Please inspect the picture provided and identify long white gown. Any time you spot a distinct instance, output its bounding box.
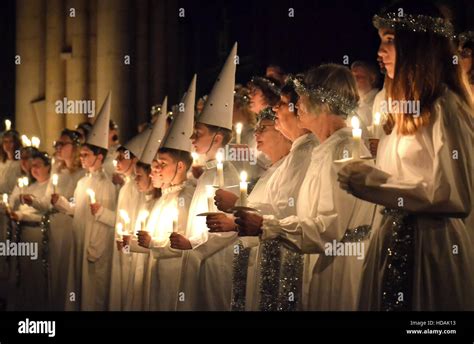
[148,181,195,311]
[55,169,117,311]
[30,166,86,310]
[356,87,474,311]
[0,159,22,298]
[261,127,375,311]
[8,179,49,311]
[181,160,240,311]
[246,133,318,311]
[98,174,143,311]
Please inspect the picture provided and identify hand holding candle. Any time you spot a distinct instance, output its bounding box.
[239,171,248,207]
[351,116,362,160]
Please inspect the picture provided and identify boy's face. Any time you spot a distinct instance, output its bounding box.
[80,146,99,169]
[150,160,164,188]
[155,152,178,184]
[134,165,151,192]
[190,123,215,155]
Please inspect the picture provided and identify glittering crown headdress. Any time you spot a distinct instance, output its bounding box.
[372,12,455,39]
[250,76,281,97]
[150,104,162,116]
[257,107,277,122]
[289,75,358,118]
[459,31,474,46]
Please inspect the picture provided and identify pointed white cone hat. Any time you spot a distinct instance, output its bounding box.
[122,127,152,159]
[160,75,196,153]
[140,96,168,165]
[87,91,111,149]
[197,42,237,130]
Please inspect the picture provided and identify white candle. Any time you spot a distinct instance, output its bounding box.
[235,122,243,144]
[351,116,362,159]
[191,152,199,167]
[31,136,40,148]
[206,185,215,212]
[52,174,59,194]
[116,222,124,237]
[239,171,248,207]
[373,112,382,139]
[138,209,150,232]
[113,159,118,169]
[86,188,96,204]
[2,193,9,211]
[5,119,11,131]
[216,151,225,188]
[171,207,179,233]
[119,209,131,234]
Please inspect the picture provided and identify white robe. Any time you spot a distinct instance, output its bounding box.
[8,179,49,310]
[148,181,195,311]
[356,87,474,311]
[125,194,156,311]
[55,169,117,310]
[98,174,143,311]
[182,160,240,311]
[262,128,374,311]
[246,133,318,311]
[357,88,379,129]
[30,167,86,310]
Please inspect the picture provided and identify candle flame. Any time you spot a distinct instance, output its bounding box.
[21,135,31,147]
[373,112,381,126]
[240,170,248,183]
[22,177,29,187]
[216,151,224,163]
[52,174,59,186]
[5,119,11,131]
[31,136,40,148]
[235,122,243,134]
[351,116,360,130]
[119,209,131,224]
[2,193,8,204]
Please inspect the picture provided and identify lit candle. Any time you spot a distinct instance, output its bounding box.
[235,122,243,144]
[351,116,362,160]
[21,135,31,147]
[239,171,248,207]
[116,222,124,237]
[206,185,215,212]
[171,207,179,233]
[216,151,225,188]
[138,209,150,232]
[373,112,382,138]
[22,176,29,188]
[113,159,118,169]
[119,209,131,233]
[5,119,11,131]
[2,193,9,211]
[31,136,40,149]
[86,188,96,204]
[52,173,59,194]
[191,152,199,167]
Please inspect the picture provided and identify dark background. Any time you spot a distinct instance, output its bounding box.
[1,0,473,120]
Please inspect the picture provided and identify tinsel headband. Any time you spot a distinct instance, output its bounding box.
[250,76,281,97]
[372,12,455,39]
[257,107,277,122]
[289,76,358,118]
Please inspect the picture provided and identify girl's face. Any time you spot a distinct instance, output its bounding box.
[273,94,298,140]
[378,28,396,79]
[249,87,267,114]
[2,136,15,156]
[134,165,152,192]
[55,135,74,161]
[30,158,50,182]
[254,119,279,155]
[20,152,32,174]
[115,150,135,174]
